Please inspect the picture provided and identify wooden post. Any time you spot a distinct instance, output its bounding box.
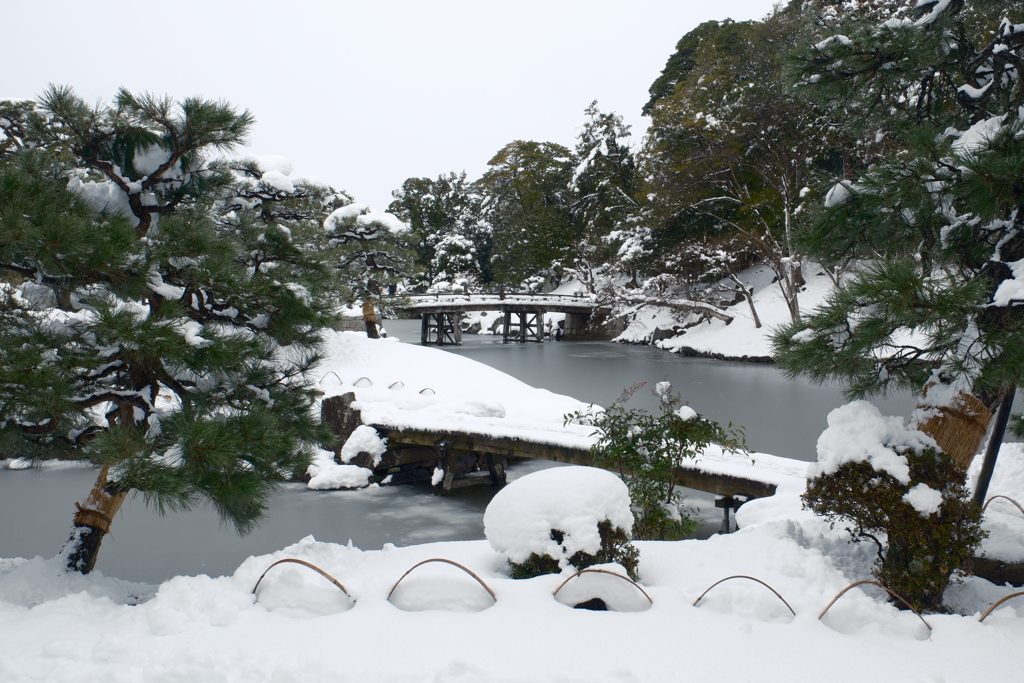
[420,315,429,344]
[502,309,512,344]
[486,453,507,487]
[436,440,457,496]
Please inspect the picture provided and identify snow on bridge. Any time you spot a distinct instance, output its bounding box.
[316,330,807,506]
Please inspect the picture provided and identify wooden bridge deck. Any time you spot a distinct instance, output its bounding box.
[371,424,778,500]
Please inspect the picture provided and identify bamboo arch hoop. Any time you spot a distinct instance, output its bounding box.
[319,371,343,384]
[978,592,1024,623]
[552,568,653,604]
[691,575,795,615]
[982,495,1024,517]
[818,580,931,633]
[387,558,496,602]
[252,559,352,600]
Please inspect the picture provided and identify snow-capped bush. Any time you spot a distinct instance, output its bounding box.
[483,466,638,579]
[803,402,985,612]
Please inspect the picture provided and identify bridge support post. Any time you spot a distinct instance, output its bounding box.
[563,312,590,341]
[502,311,544,343]
[436,440,457,496]
[485,453,507,488]
[421,312,462,346]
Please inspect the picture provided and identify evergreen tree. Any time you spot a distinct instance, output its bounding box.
[322,201,412,301]
[773,0,1024,414]
[388,172,487,289]
[0,87,336,573]
[569,102,641,292]
[641,10,839,322]
[475,141,575,289]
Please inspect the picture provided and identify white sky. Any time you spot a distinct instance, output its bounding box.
[4,0,781,212]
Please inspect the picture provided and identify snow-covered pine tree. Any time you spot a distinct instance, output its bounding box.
[569,102,641,292]
[388,173,487,290]
[773,0,1024,419]
[322,201,412,301]
[0,87,336,573]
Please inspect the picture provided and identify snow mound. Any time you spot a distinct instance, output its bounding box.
[0,556,154,608]
[340,425,387,467]
[254,564,354,618]
[968,442,1024,562]
[388,561,495,613]
[483,466,632,568]
[306,449,373,490]
[812,401,936,484]
[552,563,651,612]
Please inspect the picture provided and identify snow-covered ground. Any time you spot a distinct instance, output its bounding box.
[2,330,1022,682]
[614,264,835,360]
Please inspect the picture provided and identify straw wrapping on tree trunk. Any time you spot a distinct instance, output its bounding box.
[914,390,991,469]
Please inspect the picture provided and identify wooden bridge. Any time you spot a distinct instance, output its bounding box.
[322,394,780,515]
[385,293,613,345]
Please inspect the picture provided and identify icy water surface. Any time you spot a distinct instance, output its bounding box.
[0,460,558,583]
[383,318,917,461]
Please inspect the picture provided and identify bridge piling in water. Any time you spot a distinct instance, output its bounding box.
[502,311,544,343]
[421,312,462,345]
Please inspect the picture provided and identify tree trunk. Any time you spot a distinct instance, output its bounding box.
[63,465,128,574]
[729,275,761,329]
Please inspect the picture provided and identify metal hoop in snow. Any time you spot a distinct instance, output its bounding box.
[818,580,930,633]
[978,591,1024,623]
[319,371,343,384]
[691,575,795,615]
[252,558,352,599]
[387,558,496,602]
[552,568,653,604]
[982,495,1024,517]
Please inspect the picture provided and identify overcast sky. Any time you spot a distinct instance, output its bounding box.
[5,0,781,211]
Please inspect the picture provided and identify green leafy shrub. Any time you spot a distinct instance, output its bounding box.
[568,382,745,540]
[803,445,985,613]
[508,521,640,580]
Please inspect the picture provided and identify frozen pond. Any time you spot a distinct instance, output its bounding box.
[383,318,917,462]
[2,322,920,583]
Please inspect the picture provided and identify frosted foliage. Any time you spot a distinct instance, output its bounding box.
[259,170,294,194]
[339,425,387,467]
[812,401,937,485]
[992,259,1024,307]
[483,466,633,568]
[953,115,1006,155]
[823,182,853,208]
[903,483,943,516]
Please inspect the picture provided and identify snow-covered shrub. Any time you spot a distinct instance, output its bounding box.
[803,402,985,613]
[570,381,744,540]
[483,466,639,580]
